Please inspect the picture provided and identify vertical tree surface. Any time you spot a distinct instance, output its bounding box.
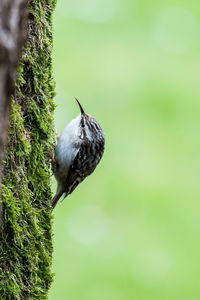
[0,0,56,299]
[0,0,27,173]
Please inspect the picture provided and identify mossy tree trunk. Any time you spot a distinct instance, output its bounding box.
[0,0,56,299]
[0,0,27,180]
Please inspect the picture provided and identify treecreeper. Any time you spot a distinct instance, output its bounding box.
[51,98,105,209]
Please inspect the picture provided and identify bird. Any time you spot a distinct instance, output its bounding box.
[51,98,105,209]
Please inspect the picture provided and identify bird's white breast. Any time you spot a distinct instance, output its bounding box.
[55,114,82,172]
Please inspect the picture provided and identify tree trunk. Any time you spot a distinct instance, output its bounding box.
[0,0,56,299]
[0,0,27,226]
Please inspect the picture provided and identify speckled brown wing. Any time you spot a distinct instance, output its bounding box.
[64,137,104,197]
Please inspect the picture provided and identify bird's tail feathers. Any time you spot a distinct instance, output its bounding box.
[60,192,67,203]
[52,191,64,209]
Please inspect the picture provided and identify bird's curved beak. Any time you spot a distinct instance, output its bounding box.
[75,98,85,115]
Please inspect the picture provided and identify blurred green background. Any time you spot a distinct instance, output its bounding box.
[50,1,200,299]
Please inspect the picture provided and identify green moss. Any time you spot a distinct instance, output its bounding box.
[0,1,56,299]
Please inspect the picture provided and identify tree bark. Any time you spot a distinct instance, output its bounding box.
[0,0,56,299]
[0,0,27,182]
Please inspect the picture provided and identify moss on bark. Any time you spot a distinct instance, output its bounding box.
[0,0,56,299]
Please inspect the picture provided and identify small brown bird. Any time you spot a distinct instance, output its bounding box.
[52,98,105,208]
